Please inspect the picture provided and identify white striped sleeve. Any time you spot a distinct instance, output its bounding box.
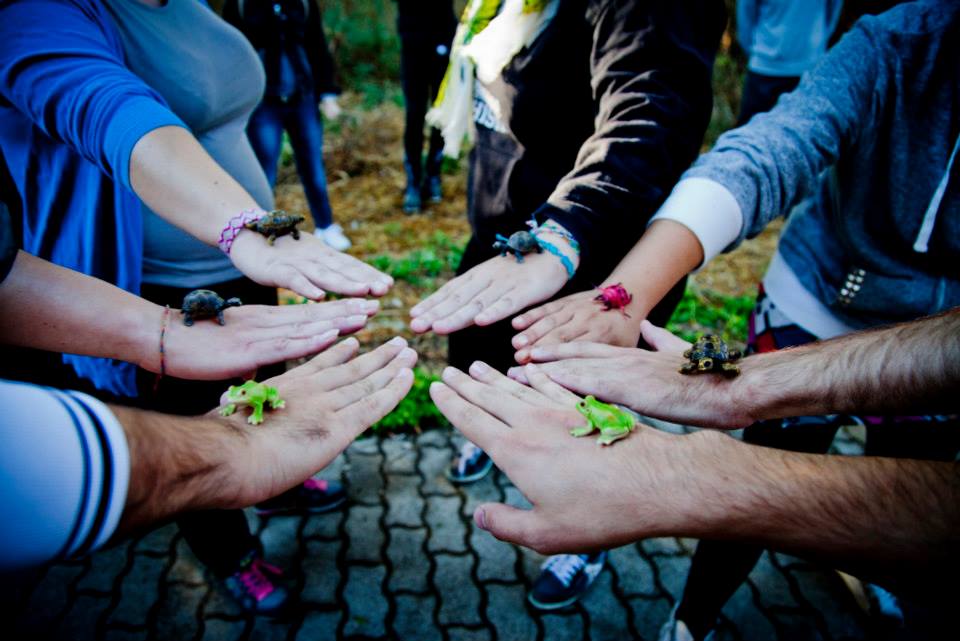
[0,380,129,570]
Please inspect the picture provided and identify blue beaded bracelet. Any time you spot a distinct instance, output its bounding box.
[536,238,576,280]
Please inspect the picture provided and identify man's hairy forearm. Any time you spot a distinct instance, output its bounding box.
[109,406,247,537]
[738,309,960,422]
[681,432,960,594]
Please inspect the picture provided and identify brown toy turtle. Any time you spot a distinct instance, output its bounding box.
[680,334,742,377]
[493,231,543,262]
[181,289,242,326]
[245,210,304,245]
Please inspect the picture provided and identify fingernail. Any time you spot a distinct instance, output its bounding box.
[343,337,359,348]
[530,348,545,360]
[525,363,539,373]
[396,367,413,380]
[399,347,417,361]
[515,335,528,347]
[346,314,367,325]
[388,336,407,347]
[364,299,380,313]
[507,367,520,378]
[442,366,456,382]
[429,381,445,394]
[515,315,526,325]
[469,361,489,376]
[318,328,339,341]
[410,319,426,332]
[475,507,488,531]
[410,305,422,316]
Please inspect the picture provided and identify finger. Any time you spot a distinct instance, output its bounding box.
[467,360,559,409]
[441,366,539,426]
[511,310,572,350]
[506,366,529,385]
[528,323,589,349]
[325,347,418,410]
[640,319,690,353]
[410,275,462,318]
[280,336,360,380]
[302,261,371,298]
[429,381,510,455]
[473,290,525,327]
[335,367,415,436]
[250,328,341,370]
[327,252,393,295]
[285,271,326,301]
[523,363,582,405]
[431,283,507,335]
[511,299,562,331]
[295,298,380,322]
[528,341,630,363]
[475,503,546,551]
[316,336,409,391]
[418,278,494,333]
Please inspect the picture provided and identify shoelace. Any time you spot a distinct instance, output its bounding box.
[457,441,483,476]
[541,554,587,587]
[236,558,282,602]
[303,478,329,492]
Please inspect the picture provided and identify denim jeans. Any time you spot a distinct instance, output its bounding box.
[247,92,334,229]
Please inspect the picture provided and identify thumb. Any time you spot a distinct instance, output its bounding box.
[474,503,543,549]
[640,319,690,354]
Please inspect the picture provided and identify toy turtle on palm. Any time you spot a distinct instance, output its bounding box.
[493,230,543,262]
[181,289,242,326]
[245,210,305,245]
[680,334,742,377]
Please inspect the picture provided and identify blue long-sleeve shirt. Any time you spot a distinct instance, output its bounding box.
[0,0,187,395]
[737,0,843,77]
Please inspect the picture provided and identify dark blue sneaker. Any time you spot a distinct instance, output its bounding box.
[222,552,290,615]
[447,441,494,484]
[255,477,346,516]
[528,552,607,610]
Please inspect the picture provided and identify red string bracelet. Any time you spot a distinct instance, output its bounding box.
[152,305,171,394]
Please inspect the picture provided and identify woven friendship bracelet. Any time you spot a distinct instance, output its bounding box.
[536,220,581,253]
[218,208,263,255]
[537,238,576,280]
[152,305,171,394]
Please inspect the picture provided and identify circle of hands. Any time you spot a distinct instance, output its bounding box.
[207,228,717,551]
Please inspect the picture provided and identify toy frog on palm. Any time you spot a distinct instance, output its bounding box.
[220,380,285,425]
[570,396,638,446]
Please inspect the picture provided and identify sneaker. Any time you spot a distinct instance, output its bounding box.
[422,174,443,204]
[658,604,716,641]
[315,223,351,251]
[222,552,290,615]
[446,441,493,484]
[528,552,607,610]
[255,477,347,516]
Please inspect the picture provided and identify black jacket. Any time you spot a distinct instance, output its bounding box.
[222,0,339,97]
[469,0,725,283]
[395,0,457,40]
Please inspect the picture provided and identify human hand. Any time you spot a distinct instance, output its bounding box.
[511,286,646,363]
[146,297,379,381]
[217,336,418,507]
[230,230,393,300]
[320,95,343,120]
[509,321,750,429]
[430,358,719,552]
[410,233,576,334]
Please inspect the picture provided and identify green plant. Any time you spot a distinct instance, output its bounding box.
[667,286,754,346]
[367,235,465,286]
[370,368,449,433]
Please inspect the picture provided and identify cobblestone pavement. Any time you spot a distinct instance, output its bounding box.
[9,425,871,641]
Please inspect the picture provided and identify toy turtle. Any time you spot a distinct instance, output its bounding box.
[594,283,633,317]
[180,289,242,326]
[245,210,305,245]
[680,334,742,377]
[493,231,542,262]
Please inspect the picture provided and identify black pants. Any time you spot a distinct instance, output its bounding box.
[137,276,285,577]
[737,70,800,127]
[400,33,451,180]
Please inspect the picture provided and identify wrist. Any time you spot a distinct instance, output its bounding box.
[534,230,581,277]
[131,302,167,374]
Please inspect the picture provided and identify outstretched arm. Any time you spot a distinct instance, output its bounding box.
[518,309,960,428]
[430,361,960,597]
[0,250,377,381]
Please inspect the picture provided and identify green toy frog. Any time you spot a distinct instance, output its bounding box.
[570,395,638,446]
[219,380,285,425]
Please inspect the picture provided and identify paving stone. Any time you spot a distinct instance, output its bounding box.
[303,510,345,539]
[782,564,866,640]
[426,495,467,552]
[350,436,381,455]
[76,544,130,593]
[582,570,629,640]
[321,453,347,480]
[485,584,538,641]
[167,538,205,586]
[301,540,342,603]
[651,554,690,599]
[345,447,385,505]
[722,582,777,641]
[200,583,245,619]
[628,596,674,641]
[343,565,388,638]
[103,627,147,641]
[382,434,417,474]
[345,504,385,562]
[387,528,430,592]
[748,552,799,610]
[394,594,441,641]
[385,475,425,527]
[418,445,457,496]
[152,583,206,641]
[417,429,450,448]
[259,514,303,567]
[641,537,685,557]
[518,546,546,584]
[609,545,658,597]
[542,612,586,641]
[200,617,246,641]
[23,562,86,629]
[135,523,177,555]
[250,616,295,641]
[469,526,518,583]
[447,627,492,641]
[47,592,109,640]
[435,554,482,626]
[296,610,340,641]
[502,485,532,510]
[459,474,500,519]
[108,554,166,627]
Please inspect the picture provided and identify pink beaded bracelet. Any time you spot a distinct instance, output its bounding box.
[218,209,263,255]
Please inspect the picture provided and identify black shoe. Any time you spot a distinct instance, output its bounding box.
[446,441,493,484]
[255,477,347,516]
[403,159,422,214]
[528,551,607,610]
[422,174,443,204]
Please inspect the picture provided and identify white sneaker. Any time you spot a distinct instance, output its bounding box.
[315,223,351,251]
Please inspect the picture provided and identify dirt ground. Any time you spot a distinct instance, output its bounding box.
[275,95,781,370]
